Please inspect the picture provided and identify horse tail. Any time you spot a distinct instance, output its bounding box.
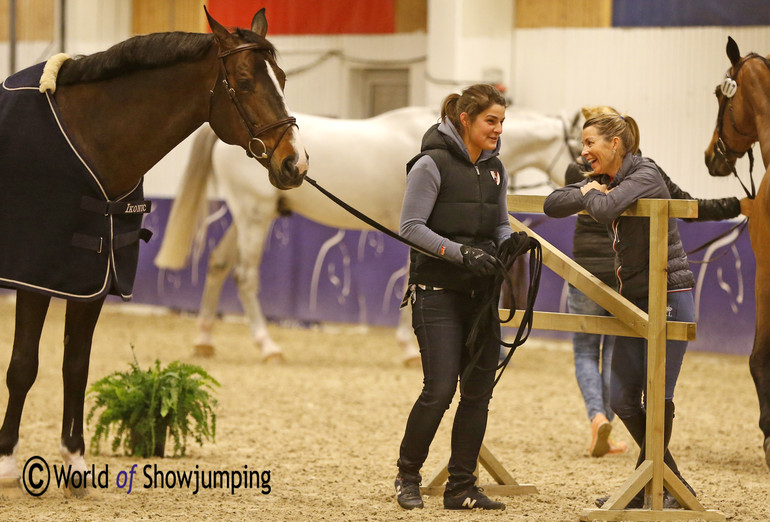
[154,125,219,270]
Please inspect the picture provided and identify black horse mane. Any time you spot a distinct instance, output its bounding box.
[56,28,275,85]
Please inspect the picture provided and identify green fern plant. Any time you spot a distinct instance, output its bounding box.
[86,349,219,457]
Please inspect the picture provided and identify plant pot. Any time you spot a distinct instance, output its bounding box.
[130,419,168,457]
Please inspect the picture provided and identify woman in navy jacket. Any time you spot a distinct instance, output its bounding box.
[544,112,696,508]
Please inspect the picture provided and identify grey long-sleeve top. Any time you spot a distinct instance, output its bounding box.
[399,118,514,265]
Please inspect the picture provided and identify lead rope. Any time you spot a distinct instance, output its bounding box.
[731,147,757,199]
[303,175,543,400]
[459,232,543,401]
[303,175,440,260]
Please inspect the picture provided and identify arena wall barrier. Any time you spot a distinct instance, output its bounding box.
[120,197,755,356]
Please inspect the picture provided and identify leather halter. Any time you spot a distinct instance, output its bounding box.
[714,54,761,158]
[216,43,297,161]
[712,53,770,198]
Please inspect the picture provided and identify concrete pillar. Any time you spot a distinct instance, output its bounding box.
[425,0,514,109]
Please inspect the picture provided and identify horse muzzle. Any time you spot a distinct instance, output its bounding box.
[705,142,735,177]
[266,153,308,190]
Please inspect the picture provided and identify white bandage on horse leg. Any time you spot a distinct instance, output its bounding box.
[60,444,87,474]
[0,445,19,479]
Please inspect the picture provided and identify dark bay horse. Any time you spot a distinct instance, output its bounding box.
[0,8,307,495]
[705,36,770,469]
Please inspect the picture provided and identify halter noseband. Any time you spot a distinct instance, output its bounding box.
[216,43,297,161]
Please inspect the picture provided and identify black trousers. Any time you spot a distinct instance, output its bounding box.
[397,287,499,493]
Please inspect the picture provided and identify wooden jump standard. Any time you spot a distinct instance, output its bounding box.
[422,195,726,521]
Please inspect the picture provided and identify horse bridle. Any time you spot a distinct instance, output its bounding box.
[713,53,770,198]
[216,43,297,161]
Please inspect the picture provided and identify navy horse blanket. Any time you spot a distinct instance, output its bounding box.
[0,61,151,301]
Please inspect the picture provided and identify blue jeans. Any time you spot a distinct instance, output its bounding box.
[567,285,615,422]
[610,290,694,419]
[397,287,499,493]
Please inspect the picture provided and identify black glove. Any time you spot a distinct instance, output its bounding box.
[460,245,497,276]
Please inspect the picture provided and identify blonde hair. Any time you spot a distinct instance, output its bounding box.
[583,112,640,156]
[441,83,507,137]
[581,105,618,121]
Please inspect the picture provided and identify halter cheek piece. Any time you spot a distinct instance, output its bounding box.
[712,54,770,198]
[216,43,297,161]
[714,54,768,159]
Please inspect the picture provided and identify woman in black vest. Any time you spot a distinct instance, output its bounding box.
[393,84,511,511]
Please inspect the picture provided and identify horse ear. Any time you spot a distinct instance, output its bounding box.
[251,8,268,37]
[204,6,236,47]
[727,36,741,67]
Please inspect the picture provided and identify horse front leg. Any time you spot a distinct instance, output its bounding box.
[195,223,238,357]
[233,219,283,363]
[0,290,50,488]
[749,177,770,469]
[60,296,104,497]
[750,287,770,469]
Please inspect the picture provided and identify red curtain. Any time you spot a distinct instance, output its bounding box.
[206,0,395,34]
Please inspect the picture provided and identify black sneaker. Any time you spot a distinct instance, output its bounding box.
[444,486,505,510]
[595,492,643,509]
[662,478,697,509]
[394,474,423,510]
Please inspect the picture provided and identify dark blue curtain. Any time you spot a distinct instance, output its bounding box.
[613,0,770,26]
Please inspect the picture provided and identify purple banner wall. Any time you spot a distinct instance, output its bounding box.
[122,199,756,356]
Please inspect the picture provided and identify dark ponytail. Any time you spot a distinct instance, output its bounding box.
[441,83,507,136]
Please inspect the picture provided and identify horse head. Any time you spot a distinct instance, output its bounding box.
[705,37,765,178]
[206,8,308,190]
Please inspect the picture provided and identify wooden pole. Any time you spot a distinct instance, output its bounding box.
[504,195,724,520]
[423,196,726,519]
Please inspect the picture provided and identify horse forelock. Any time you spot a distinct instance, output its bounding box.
[56,31,216,85]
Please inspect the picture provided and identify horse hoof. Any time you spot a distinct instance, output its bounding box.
[262,352,286,364]
[194,344,215,357]
[0,478,23,499]
[403,356,421,368]
[764,437,770,470]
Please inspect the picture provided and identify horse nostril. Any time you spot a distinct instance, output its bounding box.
[282,156,295,174]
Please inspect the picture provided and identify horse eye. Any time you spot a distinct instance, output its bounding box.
[237,77,256,91]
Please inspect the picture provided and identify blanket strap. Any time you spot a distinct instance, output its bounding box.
[72,229,152,253]
[113,229,153,250]
[72,233,103,253]
[80,196,152,215]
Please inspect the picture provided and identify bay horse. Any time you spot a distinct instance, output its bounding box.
[154,107,574,364]
[704,36,770,468]
[0,8,307,495]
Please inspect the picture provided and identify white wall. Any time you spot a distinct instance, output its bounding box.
[0,0,132,76]
[425,0,514,109]
[269,32,427,118]
[4,2,769,202]
[512,26,770,200]
[63,0,132,56]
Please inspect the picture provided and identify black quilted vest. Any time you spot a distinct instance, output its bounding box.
[407,124,505,291]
